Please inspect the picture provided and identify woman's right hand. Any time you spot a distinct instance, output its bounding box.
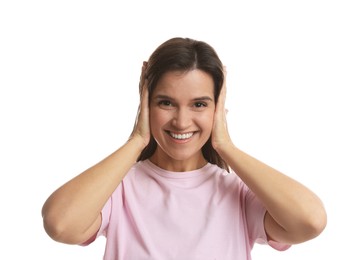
[129,61,151,148]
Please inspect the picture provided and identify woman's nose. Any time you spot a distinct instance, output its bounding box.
[172,108,192,129]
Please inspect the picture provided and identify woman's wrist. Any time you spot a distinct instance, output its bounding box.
[127,134,149,152]
[214,140,235,158]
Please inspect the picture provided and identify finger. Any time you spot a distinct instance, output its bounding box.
[222,65,227,95]
[217,65,227,108]
[139,61,148,95]
[140,78,149,108]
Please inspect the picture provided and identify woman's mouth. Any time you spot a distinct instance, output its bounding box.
[168,131,194,140]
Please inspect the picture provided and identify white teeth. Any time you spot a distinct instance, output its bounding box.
[170,132,193,140]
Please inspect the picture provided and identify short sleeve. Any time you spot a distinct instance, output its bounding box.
[97,196,112,238]
[243,184,291,251]
[80,184,115,246]
[79,196,112,247]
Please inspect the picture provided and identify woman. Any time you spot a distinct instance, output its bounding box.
[42,37,327,259]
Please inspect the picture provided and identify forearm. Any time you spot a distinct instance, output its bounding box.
[216,143,327,243]
[42,137,145,243]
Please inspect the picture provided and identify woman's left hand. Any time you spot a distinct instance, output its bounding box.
[211,66,232,151]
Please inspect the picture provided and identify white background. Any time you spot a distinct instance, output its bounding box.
[1,0,362,259]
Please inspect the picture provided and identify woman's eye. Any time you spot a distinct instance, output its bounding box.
[194,102,207,108]
[158,100,172,106]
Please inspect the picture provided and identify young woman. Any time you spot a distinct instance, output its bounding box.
[42,37,327,259]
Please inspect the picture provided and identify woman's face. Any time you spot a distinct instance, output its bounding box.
[149,69,216,171]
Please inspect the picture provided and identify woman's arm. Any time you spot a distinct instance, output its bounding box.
[42,62,150,245]
[212,67,327,244]
[217,144,327,244]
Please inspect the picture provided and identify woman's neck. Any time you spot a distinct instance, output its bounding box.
[149,150,207,172]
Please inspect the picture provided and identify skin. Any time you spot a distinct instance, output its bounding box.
[42,62,327,246]
[148,69,215,172]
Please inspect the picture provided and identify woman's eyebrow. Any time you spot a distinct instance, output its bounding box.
[153,95,214,102]
[192,96,214,102]
[153,95,174,101]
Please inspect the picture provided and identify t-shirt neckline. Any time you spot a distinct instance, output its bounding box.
[144,159,212,179]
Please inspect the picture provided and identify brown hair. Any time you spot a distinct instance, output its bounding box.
[137,37,229,171]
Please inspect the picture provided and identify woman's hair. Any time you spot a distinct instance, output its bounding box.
[137,37,229,171]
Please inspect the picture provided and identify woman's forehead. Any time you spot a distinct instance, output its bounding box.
[154,69,214,93]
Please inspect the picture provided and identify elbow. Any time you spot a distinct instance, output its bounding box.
[42,207,80,244]
[42,206,98,245]
[283,205,328,244]
[297,206,328,242]
[309,207,328,239]
[42,212,71,244]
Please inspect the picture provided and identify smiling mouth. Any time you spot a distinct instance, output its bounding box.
[168,131,194,140]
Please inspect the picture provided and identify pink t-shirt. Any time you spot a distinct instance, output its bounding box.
[91,160,289,259]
